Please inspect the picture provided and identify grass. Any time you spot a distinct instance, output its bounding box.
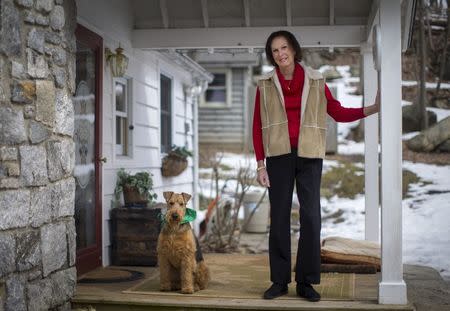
[321,162,427,199]
[219,164,233,171]
[321,163,365,199]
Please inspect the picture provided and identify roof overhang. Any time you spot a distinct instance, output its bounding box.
[129,0,415,54]
[132,25,366,49]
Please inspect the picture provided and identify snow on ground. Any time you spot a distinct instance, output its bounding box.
[402,131,420,140]
[428,107,450,122]
[331,71,450,280]
[402,81,450,89]
[320,194,366,240]
[402,162,450,281]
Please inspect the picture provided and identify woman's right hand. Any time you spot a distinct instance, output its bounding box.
[257,167,271,188]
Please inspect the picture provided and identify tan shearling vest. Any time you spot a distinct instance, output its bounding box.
[257,62,327,159]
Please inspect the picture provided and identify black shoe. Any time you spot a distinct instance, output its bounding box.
[296,283,321,302]
[263,283,288,299]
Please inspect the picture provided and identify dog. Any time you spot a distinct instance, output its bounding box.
[157,191,210,294]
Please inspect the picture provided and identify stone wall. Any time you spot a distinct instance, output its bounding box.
[0,0,77,310]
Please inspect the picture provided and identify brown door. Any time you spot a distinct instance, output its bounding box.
[73,24,103,275]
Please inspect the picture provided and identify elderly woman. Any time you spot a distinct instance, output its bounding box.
[252,30,379,301]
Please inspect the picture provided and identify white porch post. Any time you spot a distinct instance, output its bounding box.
[361,43,379,242]
[193,94,200,213]
[378,0,407,305]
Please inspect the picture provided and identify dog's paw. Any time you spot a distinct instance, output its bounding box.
[181,287,194,294]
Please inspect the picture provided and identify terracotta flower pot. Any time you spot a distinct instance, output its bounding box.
[123,185,148,207]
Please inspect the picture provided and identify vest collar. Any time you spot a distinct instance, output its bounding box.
[260,62,323,124]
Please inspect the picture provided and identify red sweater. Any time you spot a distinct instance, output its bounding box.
[253,64,365,161]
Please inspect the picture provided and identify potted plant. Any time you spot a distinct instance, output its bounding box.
[161,145,193,177]
[114,168,158,207]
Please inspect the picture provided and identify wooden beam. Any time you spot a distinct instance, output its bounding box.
[329,0,335,25]
[132,25,365,49]
[286,0,292,26]
[243,0,251,27]
[160,0,169,29]
[378,0,407,305]
[201,0,209,28]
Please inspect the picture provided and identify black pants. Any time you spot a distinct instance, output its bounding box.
[266,149,323,285]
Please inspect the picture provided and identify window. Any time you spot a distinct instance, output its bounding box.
[160,74,172,154]
[200,69,231,108]
[114,78,132,156]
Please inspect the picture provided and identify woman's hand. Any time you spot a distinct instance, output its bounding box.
[363,89,380,116]
[257,167,271,188]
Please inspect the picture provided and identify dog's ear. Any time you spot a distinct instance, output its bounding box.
[163,191,174,202]
[181,192,191,203]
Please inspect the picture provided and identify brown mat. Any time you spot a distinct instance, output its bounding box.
[321,236,381,270]
[124,254,355,300]
[78,267,144,283]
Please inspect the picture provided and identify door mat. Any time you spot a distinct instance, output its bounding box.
[124,254,355,300]
[78,267,144,283]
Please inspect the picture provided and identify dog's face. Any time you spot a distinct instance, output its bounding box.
[163,191,192,227]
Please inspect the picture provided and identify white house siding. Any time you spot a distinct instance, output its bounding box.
[198,68,247,151]
[76,0,196,266]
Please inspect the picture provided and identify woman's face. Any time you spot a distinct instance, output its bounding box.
[270,36,296,69]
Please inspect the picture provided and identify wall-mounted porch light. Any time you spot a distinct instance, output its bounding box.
[184,80,209,98]
[105,46,129,78]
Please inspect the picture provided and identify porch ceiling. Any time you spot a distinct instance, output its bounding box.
[131,0,374,49]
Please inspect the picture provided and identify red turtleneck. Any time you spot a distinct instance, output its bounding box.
[252,63,365,161]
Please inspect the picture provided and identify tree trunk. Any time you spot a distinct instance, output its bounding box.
[425,7,435,52]
[436,0,450,96]
[418,0,429,130]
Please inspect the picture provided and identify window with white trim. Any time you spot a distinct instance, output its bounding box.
[114,77,132,157]
[200,69,232,108]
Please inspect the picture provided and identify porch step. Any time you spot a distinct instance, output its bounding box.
[72,295,414,311]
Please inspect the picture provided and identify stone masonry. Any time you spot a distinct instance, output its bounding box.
[0,0,77,310]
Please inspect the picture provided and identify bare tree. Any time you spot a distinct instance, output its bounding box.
[418,0,429,129]
[227,165,255,246]
[201,161,256,252]
[436,0,450,96]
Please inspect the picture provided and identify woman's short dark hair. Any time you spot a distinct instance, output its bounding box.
[265,30,303,67]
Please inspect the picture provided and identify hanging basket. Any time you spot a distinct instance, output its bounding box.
[123,185,149,207]
[161,152,188,177]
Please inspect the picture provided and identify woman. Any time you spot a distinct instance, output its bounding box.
[252,30,379,301]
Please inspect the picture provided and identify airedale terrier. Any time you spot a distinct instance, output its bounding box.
[157,191,210,294]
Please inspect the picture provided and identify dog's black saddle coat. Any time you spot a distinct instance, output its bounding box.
[194,235,204,263]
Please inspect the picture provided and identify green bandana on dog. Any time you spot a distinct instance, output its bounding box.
[159,208,197,225]
[181,208,197,224]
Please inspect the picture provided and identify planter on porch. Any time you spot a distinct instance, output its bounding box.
[161,146,192,177]
[110,203,165,266]
[122,185,149,207]
[161,152,188,177]
[114,169,158,208]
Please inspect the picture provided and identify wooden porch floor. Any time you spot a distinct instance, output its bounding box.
[72,254,414,311]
